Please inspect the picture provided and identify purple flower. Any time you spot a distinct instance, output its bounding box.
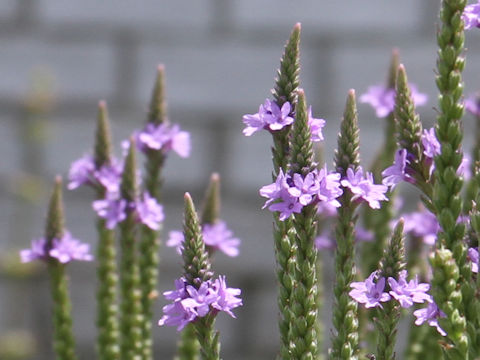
[465,94,480,117]
[94,161,123,196]
[20,232,93,264]
[49,232,94,263]
[401,209,439,245]
[288,172,320,206]
[210,276,243,318]
[388,270,431,308]
[356,225,374,243]
[92,197,128,229]
[382,149,407,189]
[458,154,472,180]
[462,2,480,30]
[242,99,294,136]
[135,192,164,230]
[317,201,338,218]
[268,195,304,221]
[68,155,96,190]
[167,221,241,257]
[159,276,242,331]
[137,123,191,158]
[314,233,336,251]
[20,238,48,263]
[349,271,391,308]
[341,167,388,209]
[468,247,479,273]
[317,166,343,208]
[166,230,185,255]
[158,299,198,331]
[307,106,326,142]
[413,301,447,336]
[202,221,241,257]
[421,128,441,159]
[360,84,427,118]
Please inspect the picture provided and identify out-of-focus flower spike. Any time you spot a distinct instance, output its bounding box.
[120,137,138,203]
[148,64,168,126]
[94,100,113,170]
[201,173,221,225]
[45,176,65,244]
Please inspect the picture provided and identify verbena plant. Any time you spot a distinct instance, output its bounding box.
[18,1,480,359]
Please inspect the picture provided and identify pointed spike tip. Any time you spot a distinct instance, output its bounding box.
[157,64,165,72]
[210,172,220,182]
[184,192,192,201]
[398,63,406,73]
[297,88,305,98]
[98,100,107,109]
[348,89,356,97]
[55,175,62,187]
[294,22,301,31]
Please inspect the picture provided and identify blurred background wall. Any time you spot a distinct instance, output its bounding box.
[1,1,480,359]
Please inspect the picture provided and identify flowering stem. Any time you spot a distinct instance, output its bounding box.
[175,324,200,360]
[94,101,120,360]
[330,90,360,360]
[431,0,470,357]
[119,140,144,360]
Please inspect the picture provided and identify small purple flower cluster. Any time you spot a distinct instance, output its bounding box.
[397,208,440,245]
[134,123,191,158]
[158,276,242,331]
[68,155,122,193]
[242,99,325,141]
[259,167,342,221]
[20,232,93,264]
[167,220,241,257]
[260,165,388,221]
[93,192,164,230]
[360,84,427,118]
[349,270,446,335]
[381,127,441,189]
[463,1,480,30]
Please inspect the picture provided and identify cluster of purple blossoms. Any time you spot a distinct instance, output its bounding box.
[398,208,440,245]
[20,232,93,264]
[359,84,428,118]
[381,127,441,189]
[465,94,480,117]
[463,1,480,30]
[350,269,446,335]
[242,99,326,141]
[68,155,122,194]
[93,192,164,230]
[158,276,242,331]
[259,166,343,221]
[468,247,479,274]
[340,167,388,209]
[166,220,240,257]
[135,123,191,158]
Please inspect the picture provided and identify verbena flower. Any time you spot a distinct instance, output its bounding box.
[307,106,326,142]
[242,99,294,136]
[166,221,240,257]
[349,271,391,308]
[92,197,128,229]
[159,276,242,331]
[135,192,165,230]
[340,167,388,209]
[360,84,427,118]
[458,154,472,180]
[465,94,480,116]
[462,1,480,30]
[68,155,122,195]
[388,270,431,308]
[136,123,191,158]
[314,233,335,251]
[259,167,343,221]
[400,208,439,245]
[421,127,441,159]
[382,149,408,189]
[468,247,479,273]
[413,301,447,336]
[20,232,93,264]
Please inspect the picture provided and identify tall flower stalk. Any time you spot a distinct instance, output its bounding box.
[94,101,120,360]
[139,65,168,360]
[119,140,144,360]
[431,0,471,357]
[45,178,77,360]
[330,90,360,360]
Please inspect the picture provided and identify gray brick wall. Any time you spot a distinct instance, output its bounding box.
[1,1,479,358]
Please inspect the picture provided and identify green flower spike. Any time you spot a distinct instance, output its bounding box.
[93,101,120,360]
[119,139,144,360]
[182,193,219,360]
[375,219,406,360]
[330,90,360,360]
[45,177,77,360]
[139,65,169,360]
[287,90,318,360]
